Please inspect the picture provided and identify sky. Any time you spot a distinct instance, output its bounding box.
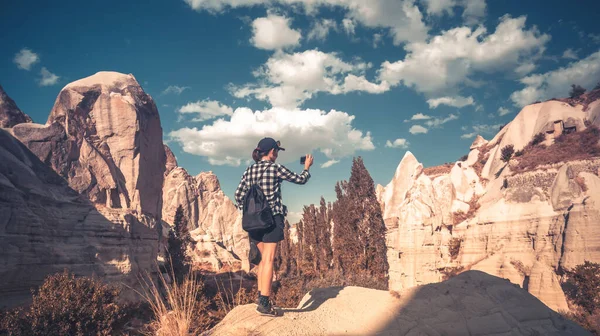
[2,0,600,223]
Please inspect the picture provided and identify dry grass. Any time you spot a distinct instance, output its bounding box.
[514,126,600,173]
[136,268,211,336]
[212,273,256,320]
[423,162,454,176]
[452,196,481,224]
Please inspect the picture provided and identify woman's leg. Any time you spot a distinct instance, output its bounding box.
[259,242,277,296]
[256,242,264,293]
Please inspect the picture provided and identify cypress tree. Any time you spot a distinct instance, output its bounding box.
[167,205,192,283]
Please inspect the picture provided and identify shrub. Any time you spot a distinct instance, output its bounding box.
[501,145,515,162]
[570,84,586,98]
[459,154,468,162]
[440,266,465,281]
[0,270,127,336]
[530,132,546,147]
[168,205,192,284]
[499,124,508,132]
[515,150,524,157]
[561,308,600,335]
[564,261,600,314]
[448,237,463,260]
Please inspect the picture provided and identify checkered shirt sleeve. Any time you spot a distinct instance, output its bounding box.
[234,161,311,215]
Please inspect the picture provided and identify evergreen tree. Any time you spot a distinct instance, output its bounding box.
[317,197,333,273]
[295,219,304,276]
[167,205,192,283]
[301,205,318,275]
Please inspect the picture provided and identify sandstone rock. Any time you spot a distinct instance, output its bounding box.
[450,162,484,203]
[0,84,32,128]
[0,129,158,307]
[164,145,178,175]
[451,199,469,214]
[550,164,582,211]
[470,135,488,150]
[465,148,480,166]
[206,271,588,336]
[381,151,422,220]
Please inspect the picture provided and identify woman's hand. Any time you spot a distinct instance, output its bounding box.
[304,154,314,170]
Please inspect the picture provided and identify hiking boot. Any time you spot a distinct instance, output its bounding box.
[256,300,279,317]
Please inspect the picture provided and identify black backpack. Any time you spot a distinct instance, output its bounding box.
[242,163,275,232]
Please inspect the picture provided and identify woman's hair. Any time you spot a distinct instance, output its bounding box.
[252,148,269,163]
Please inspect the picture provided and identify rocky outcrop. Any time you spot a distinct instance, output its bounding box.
[380,99,600,312]
[162,167,247,271]
[0,84,32,128]
[10,72,166,218]
[206,271,588,336]
[164,145,178,175]
[0,129,158,307]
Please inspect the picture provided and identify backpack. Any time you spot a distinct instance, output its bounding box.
[242,163,275,232]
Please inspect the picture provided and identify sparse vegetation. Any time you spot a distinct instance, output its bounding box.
[561,261,600,335]
[514,126,600,172]
[452,196,481,224]
[0,270,129,336]
[167,205,192,284]
[459,154,469,162]
[440,266,465,281]
[570,84,587,99]
[515,150,524,157]
[501,144,515,163]
[423,162,454,176]
[510,259,531,277]
[448,237,463,260]
[530,132,546,147]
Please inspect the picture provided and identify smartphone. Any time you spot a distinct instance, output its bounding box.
[300,156,306,164]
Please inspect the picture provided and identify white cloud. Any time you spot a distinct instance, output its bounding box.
[514,62,536,76]
[510,50,600,107]
[177,100,234,121]
[169,106,374,166]
[307,19,337,41]
[14,48,40,70]
[498,106,510,116]
[185,0,429,45]
[427,95,474,108]
[163,85,190,95]
[561,48,578,60]
[373,33,383,48]
[409,125,428,134]
[424,113,459,127]
[461,123,502,138]
[321,159,340,168]
[379,15,549,96]
[39,67,59,86]
[420,0,485,24]
[385,138,409,148]
[250,14,301,50]
[342,18,356,36]
[421,0,456,15]
[404,113,432,122]
[462,0,486,25]
[232,50,388,108]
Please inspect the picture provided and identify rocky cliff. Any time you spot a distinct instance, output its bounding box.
[0,84,32,128]
[378,91,600,312]
[206,271,588,335]
[0,72,165,306]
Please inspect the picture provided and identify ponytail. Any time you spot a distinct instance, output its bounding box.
[252,148,267,162]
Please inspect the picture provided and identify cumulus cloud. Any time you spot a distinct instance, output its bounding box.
[379,15,549,97]
[427,96,474,108]
[250,14,301,50]
[462,0,486,25]
[232,50,389,108]
[185,0,429,45]
[409,125,428,134]
[169,106,374,166]
[14,48,40,70]
[421,0,486,24]
[163,85,190,95]
[561,48,578,60]
[385,138,409,148]
[461,123,503,138]
[307,19,337,41]
[404,113,432,122]
[342,18,356,36]
[498,106,511,116]
[321,159,340,168]
[38,67,59,86]
[510,50,600,107]
[177,100,234,121]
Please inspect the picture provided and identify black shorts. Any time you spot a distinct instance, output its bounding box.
[249,214,285,243]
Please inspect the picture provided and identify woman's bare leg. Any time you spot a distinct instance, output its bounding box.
[256,242,264,293]
[259,242,277,296]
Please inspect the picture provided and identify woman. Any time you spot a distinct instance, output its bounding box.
[235,137,313,317]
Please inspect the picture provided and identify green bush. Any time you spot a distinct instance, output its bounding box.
[564,261,600,314]
[0,270,128,336]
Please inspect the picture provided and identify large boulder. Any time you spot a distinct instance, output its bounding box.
[0,84,32,128]
[206,271,588,336]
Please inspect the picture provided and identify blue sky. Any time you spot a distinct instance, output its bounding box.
[2,0,600,222]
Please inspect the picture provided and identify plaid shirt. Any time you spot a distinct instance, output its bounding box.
[235,160,311,216]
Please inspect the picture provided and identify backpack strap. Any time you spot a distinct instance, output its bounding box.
[252,162,273,186]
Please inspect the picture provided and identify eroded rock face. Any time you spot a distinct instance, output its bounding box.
[0,129,158,307]
[0,85,32,128]
[381,99,600,311]
[11,72,166,218]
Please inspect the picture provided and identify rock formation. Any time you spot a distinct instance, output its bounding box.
[0,72,165,306]
[0,129,157,307]
[378,96,600,312]
[206,271,588,335]
[0,84,32,128]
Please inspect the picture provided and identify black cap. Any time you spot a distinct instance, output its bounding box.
[256,137,285,152]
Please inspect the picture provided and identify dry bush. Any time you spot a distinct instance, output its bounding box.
[0,270,128,336]
[575,176,588,192]
[423,162,454,176]
[530,132,546,147]
[510,260,531,276]
[472,146,489,178]
[448,237,463,260]
[136,269,212,336]
[560,261,600,335]
[561,307,600,335]
[440,266,465,281]
[501,144,515,162]
[452,196,481,224]
[514,126,600,173]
